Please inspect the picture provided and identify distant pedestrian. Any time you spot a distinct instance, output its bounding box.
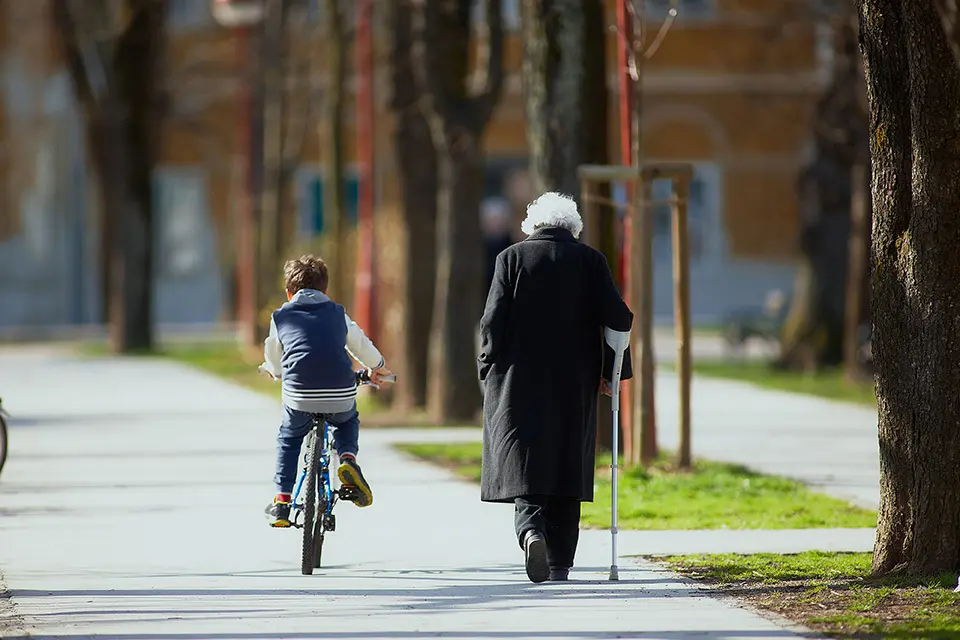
[480,197,515,300]
[477,192,634,583]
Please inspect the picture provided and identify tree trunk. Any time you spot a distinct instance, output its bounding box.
[322,0,350,304]
[860,0,960,577]
[52,0,165,353]
[522,0,614,447]
[428,144,485,420]
[390,0,438,411]
[521,0,550,195]
[778,4,867,371]
[933,0,960,66]
[254,0,288,341]
[411,0,504,422]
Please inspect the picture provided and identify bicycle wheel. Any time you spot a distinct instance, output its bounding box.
[312,498,325,568]
[300,429,320,575]
[0,411,7,477]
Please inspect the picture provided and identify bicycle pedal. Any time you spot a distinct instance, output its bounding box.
[323,514,336,532]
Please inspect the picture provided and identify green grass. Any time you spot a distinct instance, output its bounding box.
[664,552,960,638]
[668,360,877,406]
[395,442,877,530]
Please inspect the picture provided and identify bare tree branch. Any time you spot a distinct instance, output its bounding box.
[50,0,103,114]
[472,0,504,126]
[933,0,960,68]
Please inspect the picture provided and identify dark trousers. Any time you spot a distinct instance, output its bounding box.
[514,495,581,570]
[274,404,359,494]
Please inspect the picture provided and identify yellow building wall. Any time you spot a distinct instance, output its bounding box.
[0,0,820,259]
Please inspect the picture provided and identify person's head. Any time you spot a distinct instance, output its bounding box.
[481,197,512,237]
[283,254,329,300]
[520,192,583,238]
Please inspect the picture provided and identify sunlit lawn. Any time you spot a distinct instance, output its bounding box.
[665,360,877,406]
[665,552,960,639]
[395,442,877,530]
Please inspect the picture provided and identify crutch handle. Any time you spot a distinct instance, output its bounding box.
[604,327,631,354]
[603,328,631,403]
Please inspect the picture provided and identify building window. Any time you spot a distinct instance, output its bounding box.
[168,0,213,31]
[297,0,357,23]
[155,169,210,279]
[649,163,721,266]
[647,0,716,20]
[471,0,522,31]
[295,169,360,240]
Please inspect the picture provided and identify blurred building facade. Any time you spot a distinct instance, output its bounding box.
[0,0,819,334]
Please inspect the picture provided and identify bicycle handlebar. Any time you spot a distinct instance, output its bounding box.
[259,364,395,387]
[356,369,397,385]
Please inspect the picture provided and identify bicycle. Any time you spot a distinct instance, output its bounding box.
[0,397,7,477]
[258,367,395,575]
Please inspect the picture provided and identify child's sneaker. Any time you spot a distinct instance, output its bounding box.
[337,456,373,507]
[264,494,292,527]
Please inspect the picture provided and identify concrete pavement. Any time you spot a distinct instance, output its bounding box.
[653,370,879,510]
[0,347,818,639]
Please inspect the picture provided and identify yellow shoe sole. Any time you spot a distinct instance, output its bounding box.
[337,464,373,507]
[270,519,291,528]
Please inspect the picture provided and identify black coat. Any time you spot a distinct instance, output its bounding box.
[478,227,634,503]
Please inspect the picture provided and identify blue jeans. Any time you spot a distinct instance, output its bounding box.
[274,404,359,493]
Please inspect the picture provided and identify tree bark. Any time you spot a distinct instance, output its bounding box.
[256,0,288,341]
[778,3,867,372]
[52,0,165,353]
[860,0,960,577]
[322,0,351,304]
[411,0,504,422]
[390,0,438,411]
[933,0,960,67]
[521,0,614,447]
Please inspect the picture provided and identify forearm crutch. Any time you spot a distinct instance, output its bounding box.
[603,327,631,581]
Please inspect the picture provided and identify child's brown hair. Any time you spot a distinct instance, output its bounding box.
[283,255,329,294]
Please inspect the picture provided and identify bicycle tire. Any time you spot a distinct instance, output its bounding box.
[300,430,320,575]
[312,507,325,568]
[0,412,7,477]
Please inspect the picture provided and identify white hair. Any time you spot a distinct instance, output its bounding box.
[520,192,583,238]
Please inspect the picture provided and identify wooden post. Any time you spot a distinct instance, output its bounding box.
[616,0,635,466]
[671,179,692,469]
[578,162,695,468]
[634,175,657,466]
[581,179,599,250]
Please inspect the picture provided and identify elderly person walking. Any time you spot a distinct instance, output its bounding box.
[478,192,634,583]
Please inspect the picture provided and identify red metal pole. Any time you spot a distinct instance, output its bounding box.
[616,0,634,461]
[354,0,375,341]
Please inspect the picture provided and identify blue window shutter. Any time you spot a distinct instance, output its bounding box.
[310,175,324,235]
[345,176,359,224]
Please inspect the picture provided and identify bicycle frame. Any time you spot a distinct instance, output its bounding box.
[290,418,337,527]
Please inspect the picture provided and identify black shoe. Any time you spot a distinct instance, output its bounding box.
[523,530,549,584]
[265,498,292,528]
[337,457,373,507]
[549,568,570,582]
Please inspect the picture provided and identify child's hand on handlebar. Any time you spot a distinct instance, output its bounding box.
[371,367,395,386]
[258,364,279,381]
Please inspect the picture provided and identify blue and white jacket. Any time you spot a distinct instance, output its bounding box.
[261,289,385,413]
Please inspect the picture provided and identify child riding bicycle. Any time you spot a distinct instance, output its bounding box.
[259,255,392,528]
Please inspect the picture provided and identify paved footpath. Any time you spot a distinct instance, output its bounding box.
[653,370,879,510]
[0,347,818,639]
